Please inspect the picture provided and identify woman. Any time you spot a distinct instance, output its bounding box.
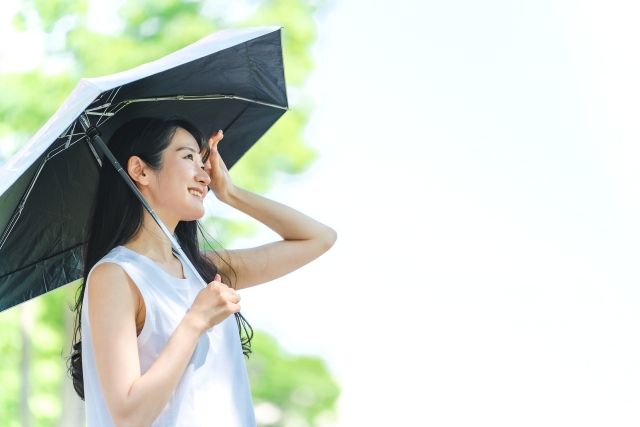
[68,117,337,426]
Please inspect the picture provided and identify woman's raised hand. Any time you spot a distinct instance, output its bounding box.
[186,273,241,334]
[203,130,235,201]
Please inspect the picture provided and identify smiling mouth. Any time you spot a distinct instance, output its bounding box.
[188,188,204,199]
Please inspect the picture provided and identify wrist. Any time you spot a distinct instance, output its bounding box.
[218,184,240,204]
[182,311,206,337]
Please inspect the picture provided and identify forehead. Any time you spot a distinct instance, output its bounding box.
[169,127,201,152]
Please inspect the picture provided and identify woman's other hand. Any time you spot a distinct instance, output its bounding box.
[186,273,241,334]
[203,130,235,201]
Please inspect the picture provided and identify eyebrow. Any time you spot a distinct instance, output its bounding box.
[176,146,198,153]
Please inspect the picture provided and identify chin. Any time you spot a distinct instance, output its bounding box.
[181,207,206,221]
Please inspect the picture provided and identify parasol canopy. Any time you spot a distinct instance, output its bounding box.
[0,26,288,312]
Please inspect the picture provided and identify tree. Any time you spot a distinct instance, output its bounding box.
[0,1,338,426]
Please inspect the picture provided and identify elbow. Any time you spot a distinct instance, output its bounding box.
[320,226,338,251]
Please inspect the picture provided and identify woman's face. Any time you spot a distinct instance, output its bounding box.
[144,127,211,223]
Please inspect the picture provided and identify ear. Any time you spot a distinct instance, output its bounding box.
[127,155,150,186]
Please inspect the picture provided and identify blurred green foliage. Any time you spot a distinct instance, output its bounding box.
[0,0,338,426]
[0,300,21,426]
[248,331,340,426]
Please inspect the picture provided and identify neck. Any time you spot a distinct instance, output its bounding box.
[125,210,178,263]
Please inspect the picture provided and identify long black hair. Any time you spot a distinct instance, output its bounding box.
[67,117,252,400]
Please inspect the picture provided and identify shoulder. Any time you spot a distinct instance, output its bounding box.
[89,261,128,283]
[87,262,142,317]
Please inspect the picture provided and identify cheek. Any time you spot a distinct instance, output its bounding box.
[154,167,189,201]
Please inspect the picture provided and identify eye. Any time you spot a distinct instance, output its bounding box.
[185,153,207,170]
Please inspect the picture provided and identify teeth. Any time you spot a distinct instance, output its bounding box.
[189,189,201,198]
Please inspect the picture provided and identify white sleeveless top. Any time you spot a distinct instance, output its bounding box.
[80,245,256,426]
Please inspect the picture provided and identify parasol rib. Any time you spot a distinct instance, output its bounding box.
[0,93,286,251]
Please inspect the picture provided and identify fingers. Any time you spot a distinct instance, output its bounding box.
[208,130,224,150]
[206,131,232,179]
[222,285,240,304]
[209,273,241,304]
[225,290,241,304]
[208,274,220,290]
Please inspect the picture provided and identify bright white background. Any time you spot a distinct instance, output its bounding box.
[4,0,640,426]
[226,1,640,425]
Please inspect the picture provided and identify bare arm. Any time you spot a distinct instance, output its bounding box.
[88,265,237,426]
[209,185,337,290]
[202,131,337,290]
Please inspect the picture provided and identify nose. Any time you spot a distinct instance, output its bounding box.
[197,164,211,186]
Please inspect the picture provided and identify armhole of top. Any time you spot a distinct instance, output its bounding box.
[86,260,154,348]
